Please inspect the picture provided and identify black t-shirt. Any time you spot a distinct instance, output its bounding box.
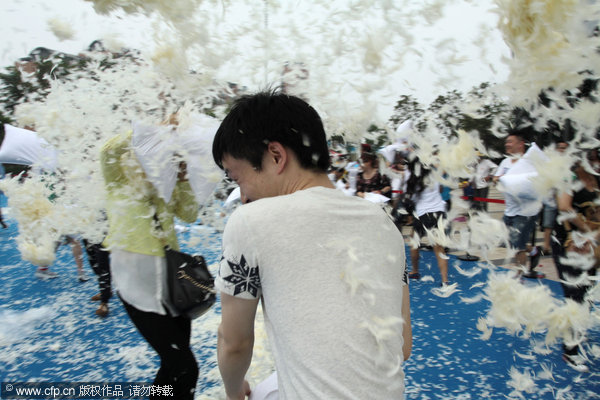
[356,171,392,198]
[554,177,600,244]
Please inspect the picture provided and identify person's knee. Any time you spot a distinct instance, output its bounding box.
[161,348,198,381]
[176,347,197,369]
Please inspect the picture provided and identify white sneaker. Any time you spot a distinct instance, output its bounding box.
[563,354,590,373]
[78,272,90,282]
[35,269,58,280]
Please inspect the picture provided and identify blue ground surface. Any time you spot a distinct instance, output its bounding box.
[0,195,598,399]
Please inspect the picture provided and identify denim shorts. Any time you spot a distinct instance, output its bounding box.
[503,214,537,251]
[542,205,557,229]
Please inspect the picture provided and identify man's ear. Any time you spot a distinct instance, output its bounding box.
[266,142,287,174]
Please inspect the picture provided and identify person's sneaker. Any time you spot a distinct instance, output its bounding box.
[408,272,421,280]
[35,269,58,280]
[522,270,546,279]
[563,354,589,373]
[91,293,102,302]
[95,303,109,318]
[78,272,90,282]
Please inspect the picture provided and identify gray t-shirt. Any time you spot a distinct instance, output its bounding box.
[216,186,408,399]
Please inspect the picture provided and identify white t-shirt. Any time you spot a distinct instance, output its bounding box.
[495,157,541,217]
[412,180,446,217]
[344,161,361,192]
[216,186,408,400]
[474,159,498,189]
[334,178,355,196]
[390,170,410,200]
[495,157,515,177]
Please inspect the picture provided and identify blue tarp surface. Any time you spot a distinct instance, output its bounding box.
[0,197,598,399]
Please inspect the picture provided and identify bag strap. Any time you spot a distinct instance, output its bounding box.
[177,268,217,294]
[156,212,217,294]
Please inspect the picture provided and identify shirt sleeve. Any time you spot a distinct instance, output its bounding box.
[170,180,199,223]
[100,132,131,187]
[486,159,498,175]
[215,209,262,300]
[494,159,508,176]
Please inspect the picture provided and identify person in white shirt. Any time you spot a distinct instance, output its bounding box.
[493,133,544,278]
[471,156,497,212]
[344,159,361,195]
[0,163,7,229]
[329,165,354,196]
[389,151,410,204]
[388,151,412,227]
[212,91,412,400]
[541,140,568,253]
[405,157,450,286]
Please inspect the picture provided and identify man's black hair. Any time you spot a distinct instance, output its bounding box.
[506,108,535,143]
[212,90,331,172]
[506,131,527,143]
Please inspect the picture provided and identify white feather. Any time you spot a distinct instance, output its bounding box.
[431,282,460,298]
[47,17,75,41]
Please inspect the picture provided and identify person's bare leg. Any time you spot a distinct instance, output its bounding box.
[69,239,84,273]
[543,228,552,253]
[410,248,420,275]
[68,238,88,281]
[434,244,449,283]
[516,250,528,269]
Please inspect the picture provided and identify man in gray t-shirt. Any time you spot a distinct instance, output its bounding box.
[212,91,412,400]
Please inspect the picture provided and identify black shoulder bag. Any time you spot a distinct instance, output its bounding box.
[154,214,216,319]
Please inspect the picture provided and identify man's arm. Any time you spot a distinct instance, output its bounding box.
[401,285,412,360]
[557,191,589,232]
[100,132,131,187]
[218,293,260,400]
[492,161,505,184]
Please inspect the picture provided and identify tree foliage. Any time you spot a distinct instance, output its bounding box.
[0,51,89,115]
[389,82,510,159]
[388,94,426,132]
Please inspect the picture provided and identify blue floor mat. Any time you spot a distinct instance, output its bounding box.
[0,212,598,399]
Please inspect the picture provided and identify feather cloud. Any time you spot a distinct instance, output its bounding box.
[47,17,75,41]
[482,272,594,348]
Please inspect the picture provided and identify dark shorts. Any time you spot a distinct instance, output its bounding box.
[503,214,537,251]
[413,211,446,238]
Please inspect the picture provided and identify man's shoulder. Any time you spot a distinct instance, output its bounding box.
[227,195,289,222]
[229,187,371,221]
[494,157,512,173]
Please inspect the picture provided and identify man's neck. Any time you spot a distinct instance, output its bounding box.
[508,152,523,162]
[281,171,335,195]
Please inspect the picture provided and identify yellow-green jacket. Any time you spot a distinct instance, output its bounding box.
[100,131,199,256]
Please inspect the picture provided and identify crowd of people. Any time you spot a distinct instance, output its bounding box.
[326,137,490,288]
[324,124,598,373]
[0,89,597,397]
